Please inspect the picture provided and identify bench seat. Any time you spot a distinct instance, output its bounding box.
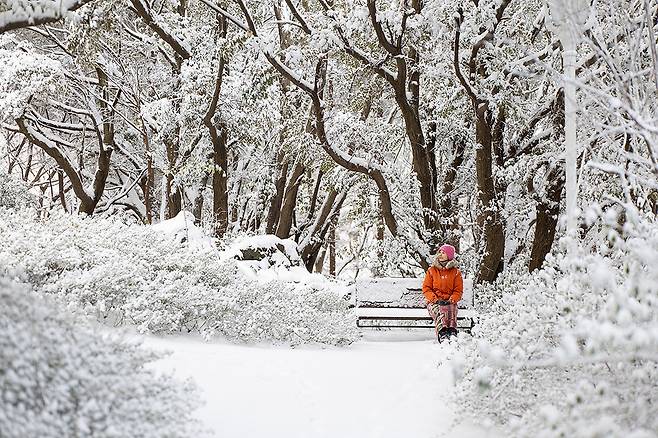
[353,277,475,330]
[355,306,475,329]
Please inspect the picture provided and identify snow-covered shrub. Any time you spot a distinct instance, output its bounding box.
[0,172,36,209]
[0,277,204,438]
[451,206,658,437]
[0,208,357,346]
[226,234,304,269]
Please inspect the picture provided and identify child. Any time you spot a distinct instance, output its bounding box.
[422,244,464,342]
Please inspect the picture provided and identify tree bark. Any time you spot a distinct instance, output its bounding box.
[57,169,67,212]
[529,166,564,271]
[453,5,510,283]
[212,126,229,237]
[529,90,566,271]
[299,188,347,270]
[275,161,305,239]
[329,215,337,277]
[142,121,155,224]
[474,106,505,284]
[193,170,210,223]
[439,137,466,249]
[265,150,288,234]
[203,16,229,236]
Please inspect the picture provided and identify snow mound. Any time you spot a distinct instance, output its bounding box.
[152,211,214,250]
[222,234,348,295]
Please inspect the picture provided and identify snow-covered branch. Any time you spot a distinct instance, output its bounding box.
[129,0,191,60]
[0,0,96,33]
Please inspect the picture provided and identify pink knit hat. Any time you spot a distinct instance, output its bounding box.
[438,244,456,261]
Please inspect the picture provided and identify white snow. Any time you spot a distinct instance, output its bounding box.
[143,333,500,438]
[151,210,215,250]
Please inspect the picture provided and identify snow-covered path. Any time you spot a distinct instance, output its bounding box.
[144,332,493,438]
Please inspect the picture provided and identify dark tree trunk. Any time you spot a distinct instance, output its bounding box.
[143,130,155,224]
[166,179,182,219]
[474,106,505,284]
[329,216,337,277]
[265,150,289,234]
[529,166,564,271]
[452,5,511,284]
[299,189,346,270]
[165,137,182,219]
[275,161,305,239]
[306,168,323,223]
[439,137,466,249]
[529,90,566,271]
[202,17,229,236]
[212,126,229,237]
[57,169,67,212]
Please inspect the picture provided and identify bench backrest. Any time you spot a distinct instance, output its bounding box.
[354,277,474,308]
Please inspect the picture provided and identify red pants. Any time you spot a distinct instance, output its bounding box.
[426,302,457,338]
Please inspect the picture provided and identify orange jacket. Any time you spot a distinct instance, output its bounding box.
[422,261,464,304]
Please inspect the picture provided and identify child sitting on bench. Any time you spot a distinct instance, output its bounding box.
[422,244,464,342]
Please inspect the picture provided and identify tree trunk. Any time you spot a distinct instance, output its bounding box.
[265,150,288,234]
[193,171,210,224]
[275,161,305,239]
[394,89,436,231]
[474,106,505,284]
[203,17,229,236]
[299,188,347,270]
[212,126,229,237]
[329,216,337,277]
[529,166,564,271]
[165,138,182,219]
[439,137,466,249]
[141,118,155,224]
[314,245,327,274]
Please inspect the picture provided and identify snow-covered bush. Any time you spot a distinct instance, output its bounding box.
[0,208,357,346]
[0,277,204,438]
[227,234,303,270]
[0,172,36,209]
[451,206,658,437]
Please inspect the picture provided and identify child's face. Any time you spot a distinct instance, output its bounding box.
[437,250,448,262]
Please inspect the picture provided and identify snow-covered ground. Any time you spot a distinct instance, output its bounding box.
[143,331,500,438]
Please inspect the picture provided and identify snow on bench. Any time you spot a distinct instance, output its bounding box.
[354,277,475,330]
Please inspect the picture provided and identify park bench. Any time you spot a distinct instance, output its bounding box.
[353,277,475,331]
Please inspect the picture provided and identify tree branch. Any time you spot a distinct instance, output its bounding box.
[367,0,400,55]
[0,0,97,33]
[129,0,191,60]
[283,0,312,34]
[453,8,479,104]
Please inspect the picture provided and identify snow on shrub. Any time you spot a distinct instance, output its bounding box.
[0,172,37,209]
[226,234,303,270]
[0,208,357,346]
[0,277,204,438]
[449,206,658,437]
